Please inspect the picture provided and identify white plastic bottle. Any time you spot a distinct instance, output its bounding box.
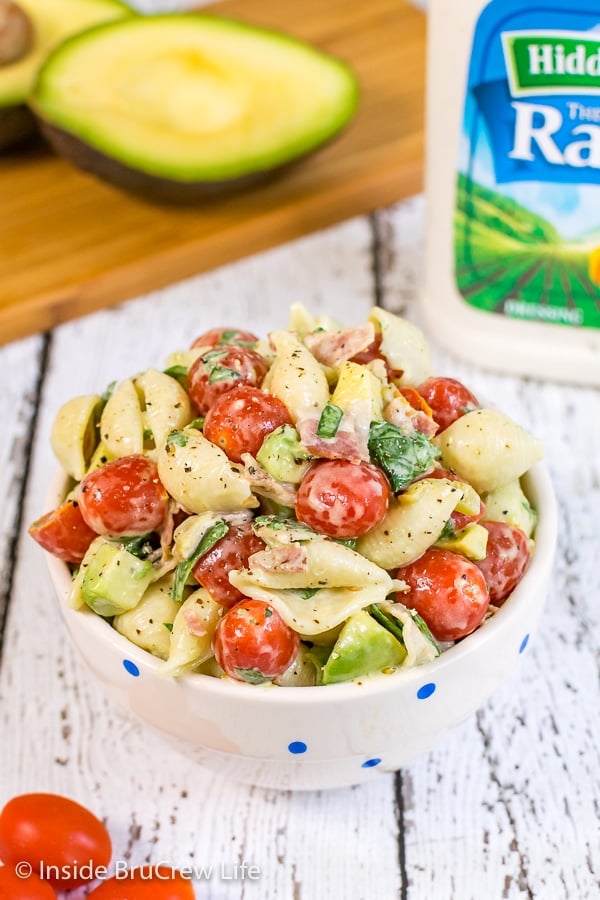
[423,0,600,384]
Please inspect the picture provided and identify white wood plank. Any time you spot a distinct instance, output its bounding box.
[0,334,45,636]
[0,217,403,900]
[378,200,600,900]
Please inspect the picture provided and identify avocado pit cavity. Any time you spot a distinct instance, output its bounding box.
[0,1,33,66]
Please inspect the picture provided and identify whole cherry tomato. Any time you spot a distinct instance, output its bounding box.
[87,865,194,899]
[28,498,97,563]
[397,548,490,642]
[424,467,485,533]
[295,459,390,539]
[203,385,292,463]
[78,455,169,537]
[191,327,259,349]
[416,377,480,432]
[0,793,111,889]
[476,521,531,605]
[0,865,57,899]
[193,520,266,607]
[187,345,268,415]
[213,599,299,683]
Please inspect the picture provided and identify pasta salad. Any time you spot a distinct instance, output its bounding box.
[30,306,543,686]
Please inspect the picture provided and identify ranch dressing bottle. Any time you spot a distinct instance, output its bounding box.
[423,0,600,384]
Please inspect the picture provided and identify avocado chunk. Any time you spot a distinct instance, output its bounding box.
[256,424,312,484]
[482,479,538,538]
[321,609,407,685]
[0,0,131,149]
[434,522,489,561]
[30,13,359,200]
[81,540,154,617]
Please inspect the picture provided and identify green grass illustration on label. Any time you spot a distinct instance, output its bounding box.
[454,174,600,329]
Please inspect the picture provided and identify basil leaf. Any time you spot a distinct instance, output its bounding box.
[163,365,189,388]
[316,403,344,439]
[369,604,405,645]
[254,515,288,531]
[171,519,228,601]
[297,588,320,600]
[118,535,155,559]
[253,515,316,539]
[189,417,205,431]
[408,610,439,651]
[166,430,188,448]
[234,667,270,684]
[219,330,255,347]
[438,518,456,541]
[101,380,116,403]
[368,421,440,492]
[336,537,358,550]
[208,365,242,385]
[163,622,174,633]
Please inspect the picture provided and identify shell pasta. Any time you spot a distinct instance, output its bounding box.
[34,304,544,687]
[265,329,330,421]
[434,408,543,493]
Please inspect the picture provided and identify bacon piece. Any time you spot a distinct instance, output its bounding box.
[159,500,178,560]
[304,323,375,367]
[383,397,438,437]
[410,410,439,437]
[240,453,298,508]
[249,544,308,574]
[297,415,369,465]
[183,608,208,637]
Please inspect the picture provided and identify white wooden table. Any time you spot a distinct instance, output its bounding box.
[1,0,600,894]
[1,195,599,900]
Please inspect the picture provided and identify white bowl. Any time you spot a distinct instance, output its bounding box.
[45,464,557,791]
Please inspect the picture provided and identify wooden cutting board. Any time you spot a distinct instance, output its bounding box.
[0,0,425,345]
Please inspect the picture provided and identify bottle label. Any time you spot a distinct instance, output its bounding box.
[456,0,600,329]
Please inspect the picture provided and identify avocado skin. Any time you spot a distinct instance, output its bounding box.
[0,104,36,150]
[38,118,326,204]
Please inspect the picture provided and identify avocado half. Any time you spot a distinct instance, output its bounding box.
[30,14,360,201]
[0,0,131,150]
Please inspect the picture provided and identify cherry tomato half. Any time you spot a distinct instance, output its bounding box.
[203,384,292,463]
[0,793,112,889]
[87,865,194,899]
[295,459,390,539]
[349,333,402,380]
[213,599,299,683]
[397,548,490,642]
[187,345,268,415]
[476,521,531,605]
[190,327,259,349]
[78,455,169,537]
[193,520,266,608]
[416,377,479,432]
[0,865,57,899]
[28,498,97,563]
[424,467,485,533]
[398,387,434,417]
